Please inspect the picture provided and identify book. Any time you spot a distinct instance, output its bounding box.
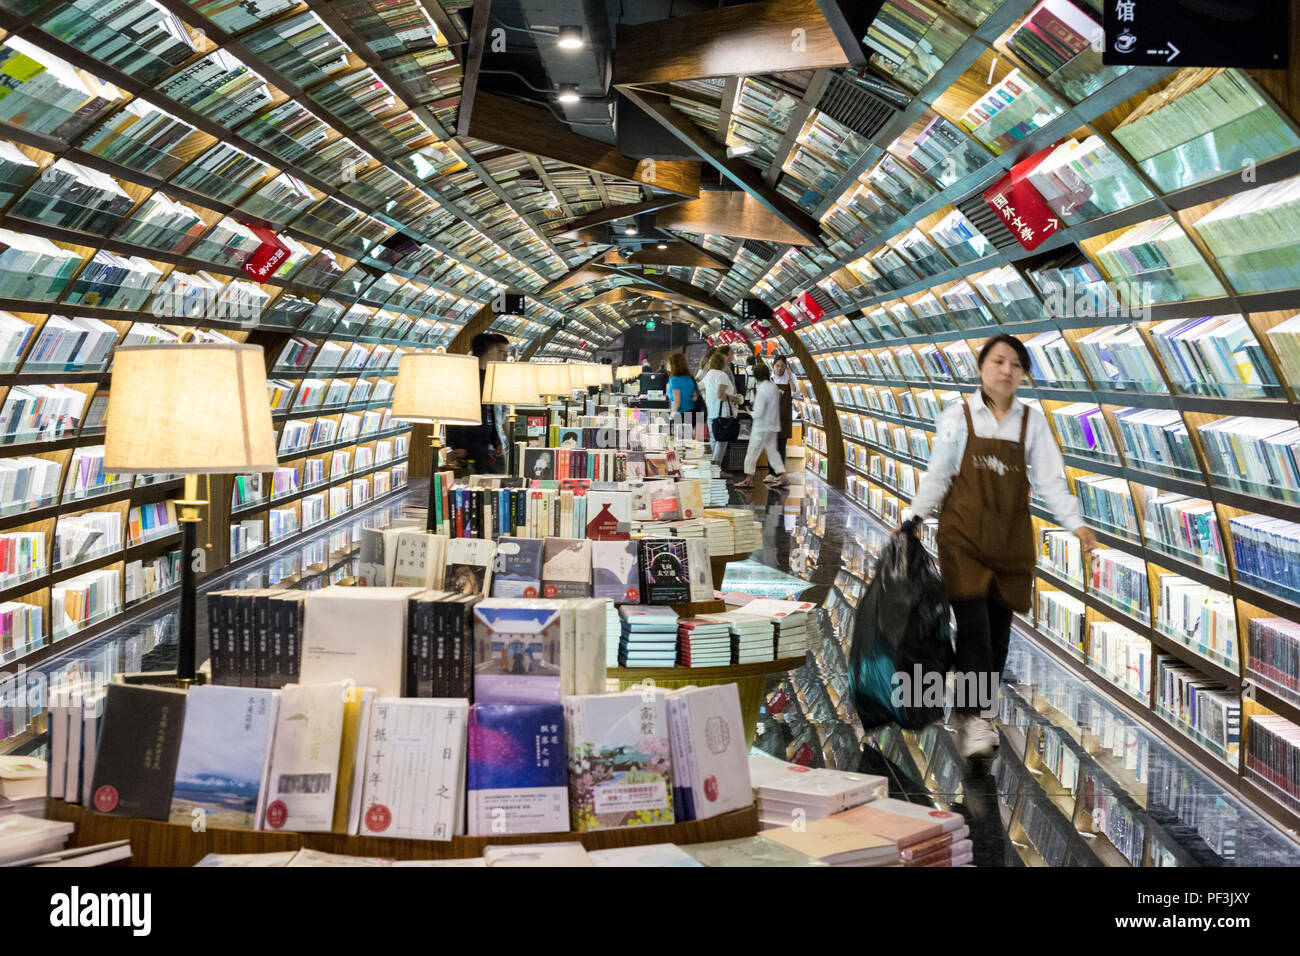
[592,540,640,603]
[584,490,630,540]
[482,842,592,866]
[473,600,563,704]
[681,836,828,867]
[490,536,544,598]
[87,684,187,821]
[358,698,469,841]
[262,682,348,833]
[587,843,703,867]
[466,702,568,835]
[640,538,690,605]
[666,683,752,820]
[168,686,279,830]
[564,689,674,830]
[759,818,899,866]
[298,586,422,698]
[541,537,592,598]
[444,537,496,598]
[0,756,45,800]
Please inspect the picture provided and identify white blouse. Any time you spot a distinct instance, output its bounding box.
[904,392,1083,531]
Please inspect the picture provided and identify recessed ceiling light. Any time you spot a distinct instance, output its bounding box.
[656,241,668,249]
[557,25,584,49]
[624,224,637,235]
[557,84,580,104]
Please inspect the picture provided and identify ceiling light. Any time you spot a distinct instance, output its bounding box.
[624,224,637,235]
[557,25,584,49]
[557,84,580,104]
[656,241,668,250]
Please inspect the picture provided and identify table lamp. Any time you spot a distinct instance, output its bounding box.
[389,351,481,531]
[104,343,279,684]
[535,362,573,401]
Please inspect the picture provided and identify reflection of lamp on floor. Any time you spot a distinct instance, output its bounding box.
[390,352,481,533]
[105,343,278,685]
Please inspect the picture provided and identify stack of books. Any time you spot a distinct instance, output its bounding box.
[708,611,775,664]
[677,618,732,667]
[832,797,971,866]
[738,599,816,659]
[618,605,678,667]
[758,818,899,867]
[750,756,886,827]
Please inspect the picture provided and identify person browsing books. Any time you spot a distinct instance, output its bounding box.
[902,334,1097,758]
[735,364,787,489]
[701,351,741,469]
[445,332,509,474]
[666,351,697,416]
[770,355,796,459]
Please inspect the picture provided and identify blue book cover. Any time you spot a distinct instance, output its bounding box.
[490,537,544,598]
[467,702,568,834]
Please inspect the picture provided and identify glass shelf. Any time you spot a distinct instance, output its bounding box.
[62,476,132,504]
[51,600,123,642]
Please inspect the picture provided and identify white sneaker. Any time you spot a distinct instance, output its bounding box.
[956,716,998,758]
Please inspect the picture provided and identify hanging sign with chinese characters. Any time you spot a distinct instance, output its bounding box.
[982,144,1064,251]
[772,305,797,332]
[1103,0,1288,68]
[241,224,290,283]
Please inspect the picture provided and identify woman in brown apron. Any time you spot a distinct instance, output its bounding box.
[905,335,1097,758]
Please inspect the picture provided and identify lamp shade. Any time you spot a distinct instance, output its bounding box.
[590,363,614,385]
[390,352,482,425]
[534,363,573,397]
[104,344,278,473]
[482,361,539,405]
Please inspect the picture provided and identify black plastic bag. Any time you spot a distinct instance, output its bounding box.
[848,518,954,730]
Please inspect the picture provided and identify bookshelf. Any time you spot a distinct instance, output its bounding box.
[730,0,1300,830]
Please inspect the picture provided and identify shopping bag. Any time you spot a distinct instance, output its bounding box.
[848,518,953,730]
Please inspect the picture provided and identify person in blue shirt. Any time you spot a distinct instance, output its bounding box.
[666,351,697,415]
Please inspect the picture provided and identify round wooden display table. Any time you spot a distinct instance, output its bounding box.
[609,657,807,747]
[44,801,760,867]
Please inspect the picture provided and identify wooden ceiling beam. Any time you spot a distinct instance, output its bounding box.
[613,0,853,86]
[459,92,700,197]
[618,89,824,246]
[548,196,689,239]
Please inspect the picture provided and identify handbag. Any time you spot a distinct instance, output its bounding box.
[711,416,740,442]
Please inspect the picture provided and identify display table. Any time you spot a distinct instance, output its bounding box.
[609,657,806,747]
[44,801,760,866]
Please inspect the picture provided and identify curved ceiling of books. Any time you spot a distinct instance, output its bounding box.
[0,0,898,363]
[1,0,1296,361]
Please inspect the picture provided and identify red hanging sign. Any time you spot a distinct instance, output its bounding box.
[795,291,825,322]
[705,335,716,347]
[241,224,290,283]
[749,319,772,339]
[772,305,797,332]
[982,143,1068,252]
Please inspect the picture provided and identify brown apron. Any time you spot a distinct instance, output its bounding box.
[936,399,1036,613]
[776,381,793,442]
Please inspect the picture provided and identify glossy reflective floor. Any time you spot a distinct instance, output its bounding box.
[727,470,1300,866]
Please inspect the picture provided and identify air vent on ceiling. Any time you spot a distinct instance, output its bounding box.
[816,73,902,142]
[742,239,777,262]
[955,183,1022,252]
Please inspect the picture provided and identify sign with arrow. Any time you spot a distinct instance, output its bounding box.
[1103,0,1289,68]
[982,143,1067,252]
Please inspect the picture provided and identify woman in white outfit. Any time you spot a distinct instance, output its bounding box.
[701,351,741,468]
[736,365,787,488]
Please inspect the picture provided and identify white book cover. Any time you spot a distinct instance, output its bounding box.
[358,698,469,841]
[299,586,422,697]
[445,537,496,598]
[483,842,593,867]
[574,598,608,696]
[169,686,280,830]
[685,539,714,603]
[669,683,753,820]
[262,682,348,833]
[588,843,703,867]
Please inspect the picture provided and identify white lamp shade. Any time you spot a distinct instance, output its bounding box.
[482,361,539,405]
[535,363,573,396]
[104,344,279,473]
[390,352,482,425]
[589,363,614,385]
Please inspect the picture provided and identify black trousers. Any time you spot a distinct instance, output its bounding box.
[950,592,1013,716]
